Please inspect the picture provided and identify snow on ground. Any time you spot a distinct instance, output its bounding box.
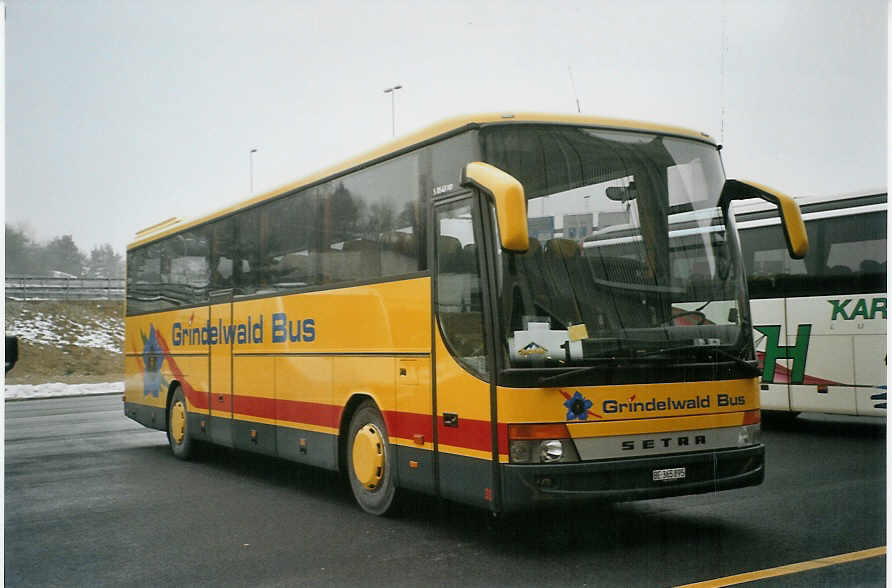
[5,381,124,400]
[7,307,124,353]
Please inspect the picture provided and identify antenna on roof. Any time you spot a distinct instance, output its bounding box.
[720,0,727,144]
[568,65,581,114]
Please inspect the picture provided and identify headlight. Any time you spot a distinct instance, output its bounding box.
[508,438,580,464]
[737,424,761,447]
[540,439,563,462]
[510,440,532,463]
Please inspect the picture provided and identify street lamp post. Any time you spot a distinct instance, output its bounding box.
[249,148,258,193]
[383,85,402,137]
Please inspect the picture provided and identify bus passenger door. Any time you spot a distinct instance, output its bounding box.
[209,289,234,446]
[433,195,498,510]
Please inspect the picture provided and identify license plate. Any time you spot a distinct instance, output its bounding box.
[652,467,686,482]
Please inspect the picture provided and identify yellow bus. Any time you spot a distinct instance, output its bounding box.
[124,113,807,515]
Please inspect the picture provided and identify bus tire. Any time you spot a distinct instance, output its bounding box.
[347,401,398,515]
[167,386,194,460]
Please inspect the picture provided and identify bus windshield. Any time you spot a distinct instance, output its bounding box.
[480,124,751,373]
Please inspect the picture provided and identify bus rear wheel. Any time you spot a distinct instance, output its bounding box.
[167,386,194,460]
[347,401,398,515]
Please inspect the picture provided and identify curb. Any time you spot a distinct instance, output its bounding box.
[5,390,124,402]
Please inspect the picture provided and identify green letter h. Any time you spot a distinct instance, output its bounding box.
[754,324,812,384]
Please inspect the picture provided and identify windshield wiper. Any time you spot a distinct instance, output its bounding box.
[635,344,760,375]
[534,359,629,386]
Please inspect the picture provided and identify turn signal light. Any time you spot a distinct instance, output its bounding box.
[508,423,571,440]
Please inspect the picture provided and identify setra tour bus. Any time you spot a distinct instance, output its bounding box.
[734,191,886,417]
[124,113,808,515]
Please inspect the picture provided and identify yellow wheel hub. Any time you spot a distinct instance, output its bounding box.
[352,424,385,489]
[170,400,186,445]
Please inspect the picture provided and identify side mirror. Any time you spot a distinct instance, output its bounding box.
[721,179,808,259]
[605,182,638,202]
[461,162,529,252]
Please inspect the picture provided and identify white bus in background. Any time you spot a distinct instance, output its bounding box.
[735,191,887,417]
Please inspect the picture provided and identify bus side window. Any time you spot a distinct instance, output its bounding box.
[211,218,235,290]
[265,193,312,289]
[740,210,887,298]
[167,227,210,306]
[235,209,262,297]
[126,246,152,314]
[819,210,886,294]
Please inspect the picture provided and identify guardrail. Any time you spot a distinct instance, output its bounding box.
[5,277,125,300]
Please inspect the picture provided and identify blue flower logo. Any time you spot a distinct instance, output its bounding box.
[142,325,163,397]
[564,391,592,421]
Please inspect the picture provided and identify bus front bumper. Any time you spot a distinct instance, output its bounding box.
[499,444,764,512]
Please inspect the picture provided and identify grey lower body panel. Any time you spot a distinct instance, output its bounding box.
[500,444,764,512]
[124,402,166,432]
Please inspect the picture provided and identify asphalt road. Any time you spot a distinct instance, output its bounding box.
[5,396,886,587]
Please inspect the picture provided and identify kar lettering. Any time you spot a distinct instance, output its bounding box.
[829,297,886,321]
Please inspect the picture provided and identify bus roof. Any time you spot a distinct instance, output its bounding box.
[731,188,887,217]
[128,112,715,249]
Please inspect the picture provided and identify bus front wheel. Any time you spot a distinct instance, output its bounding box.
[167,386,194,460]
[347,401,398,515]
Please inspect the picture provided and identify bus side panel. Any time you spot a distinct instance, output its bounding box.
[173,355,210,439]
[392,357,435,494]
[124,355,166,430]
[124,354,210,434]
[854,334,887,415]
[234,279,431,356]
[208,301,233,447]
[275,356,338,469]
[124,311,210,431]
[434,327,494,509]
[332,356,398,469]
[751,298,791,411]
[232,356,277,455]
[786,295,859,414]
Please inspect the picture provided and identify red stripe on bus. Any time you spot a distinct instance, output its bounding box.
[185,388,210,410]
[277,399,342,428]
[498,423,508,455]
[229,395,341,429]
[438,417,492,453]
[382,410,435,441]
[213,394,232,413]
[233,394,276,420]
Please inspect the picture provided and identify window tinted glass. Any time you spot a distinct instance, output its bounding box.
[235,208,263,297]
[318,151,425,284]
[126,246,150,314]
[210,218,235,290]
[166,228,210,306]
[429,131,478,194]
[265,190,319,289]
[436,201,488,379]
[741,210,886,298]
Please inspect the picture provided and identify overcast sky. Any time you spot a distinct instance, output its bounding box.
[5,0,887,256]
